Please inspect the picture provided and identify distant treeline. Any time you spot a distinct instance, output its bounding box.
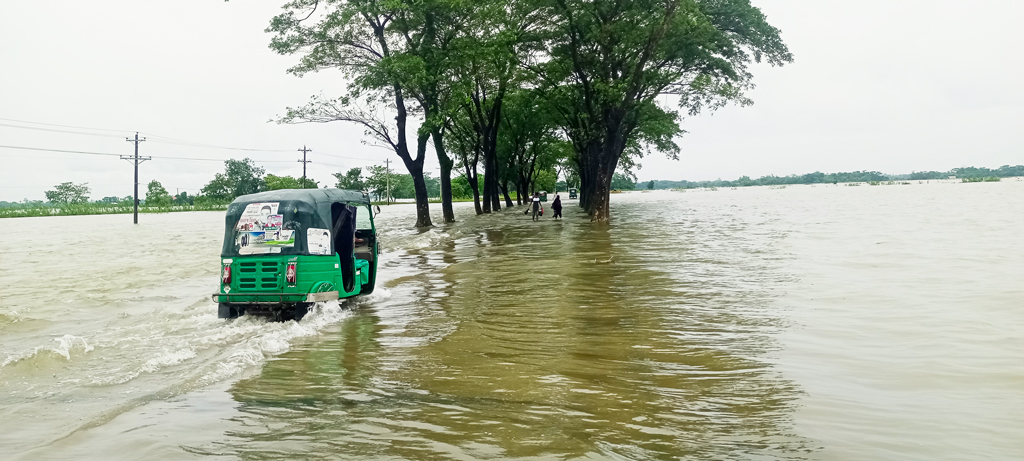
[644,165,1024,189]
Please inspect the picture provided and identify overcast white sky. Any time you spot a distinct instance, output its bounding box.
[1,0,1022,201]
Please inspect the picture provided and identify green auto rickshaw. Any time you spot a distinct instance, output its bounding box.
[568,188,578,199]
[212,188,379,320]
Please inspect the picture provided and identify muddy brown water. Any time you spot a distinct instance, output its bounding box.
[2,181,1022,460]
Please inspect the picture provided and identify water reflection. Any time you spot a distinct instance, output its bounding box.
[219,198,812,459]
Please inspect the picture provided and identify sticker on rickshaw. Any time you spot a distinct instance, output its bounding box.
[307,228,331,255]
[235,202,295,254]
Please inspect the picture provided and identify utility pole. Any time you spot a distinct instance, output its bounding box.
[298,146,312,187]
[384,158,391,205]
[121,132,150,224]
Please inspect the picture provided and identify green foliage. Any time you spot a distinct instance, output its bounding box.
[529,0,791,218]
[266,174,319,190]
[533,169,558,193]
[174,191,193,206]
[363,165,396,202]
[44,182,91,205]
[0,202,227,218]
[611,172,637,191]
[645,165,1024,189]
[646,180,655,190]
[264,0,791,221]
[145,180,172,207]
[200,158,267,202]
[450,175,474,199]
[333,168,365,191]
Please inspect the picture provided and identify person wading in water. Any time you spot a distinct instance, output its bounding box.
[531,192,542,221]
[551,194,562,219]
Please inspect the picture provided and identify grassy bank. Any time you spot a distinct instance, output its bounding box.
[0,203,229,219]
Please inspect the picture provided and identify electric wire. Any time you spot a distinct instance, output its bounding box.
[0,123,127,139]
[0,117,132,133]
[1,117,392,166]
[0,145,295,163]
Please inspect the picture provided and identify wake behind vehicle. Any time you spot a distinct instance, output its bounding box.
[212,189,379,321]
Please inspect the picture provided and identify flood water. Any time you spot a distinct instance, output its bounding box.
[2,180,1022,460]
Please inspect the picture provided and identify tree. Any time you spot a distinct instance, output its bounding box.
[268,0,436,227]
[450,175,473,199]
[533,168,558,192]
[611,172,636,191]
[647,180,655,190]
[446,110,485,213]
[334,168,365,191]
[445,0,537,215]
[364,165,397,202]
[496,90,567,204]
[266,174,319,190]
[45,182,90,205]
[533,0,792,221]
[199,174,232,202]
[174,191,193,206]
[145,180,172,207]
[200,158,267,202]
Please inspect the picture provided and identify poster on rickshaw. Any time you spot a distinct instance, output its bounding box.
[307,228,331,255]
[235,202,294,254]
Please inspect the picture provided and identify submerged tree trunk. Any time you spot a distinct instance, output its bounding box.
[468,175,482,215]
[432,129,455,223]
[481,151,493,214]
[500,180,513,208]
[404,133,433,227]
[488,156,502,212]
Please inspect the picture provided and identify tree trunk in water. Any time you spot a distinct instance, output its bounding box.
[489,163,502,212]
[481,151,492,214]
[577,142,599,215]
[482,151,502,212]
[431,129,455,223]
[405,133,433,228]
[589,116,629,222]
[467,174,482,215]
[589,159,615,222]
[500,181,513,208]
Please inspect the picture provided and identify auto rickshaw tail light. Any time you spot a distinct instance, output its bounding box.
[286,263,297,285]
[222,265,231,284]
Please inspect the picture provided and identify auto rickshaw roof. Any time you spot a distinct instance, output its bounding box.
[229,188,369,207]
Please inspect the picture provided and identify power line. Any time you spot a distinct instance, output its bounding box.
[144,137,296,153]
[1,116,384,161]
[0,144,122,157]
[0,144,297,163]
[0,123,127,138]
[0,117,132,133]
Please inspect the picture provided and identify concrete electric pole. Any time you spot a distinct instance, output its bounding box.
[121,132,150,224]
[298,146,312,187]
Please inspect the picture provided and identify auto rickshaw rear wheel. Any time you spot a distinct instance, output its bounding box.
[218,303,243,319]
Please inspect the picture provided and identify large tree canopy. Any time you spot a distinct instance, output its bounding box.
[200,158,267,202]
[45,182,90,205]
[263,0,789,224]
[532,0,792,220]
